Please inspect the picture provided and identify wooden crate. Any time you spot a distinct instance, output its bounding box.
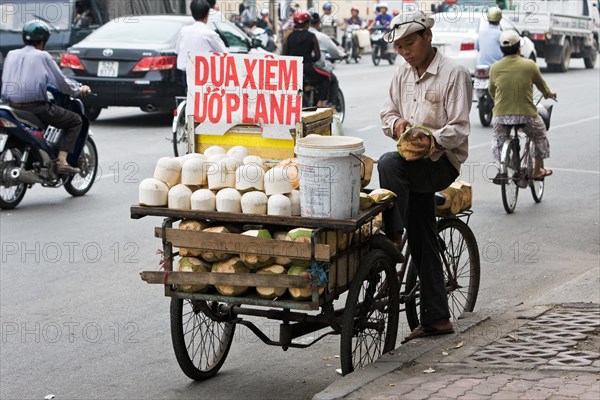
[192,108,333,160]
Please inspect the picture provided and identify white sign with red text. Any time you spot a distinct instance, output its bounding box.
[186,52,303,139]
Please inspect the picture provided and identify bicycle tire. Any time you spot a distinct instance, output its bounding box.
[170,298,236,381]
[404,218,480,331]
[501,140,519,213]
[340,249,399,375]
[528,141,544,203]
[172,102,188,157]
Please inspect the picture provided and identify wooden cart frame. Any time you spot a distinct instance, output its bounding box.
[132,201,480,380]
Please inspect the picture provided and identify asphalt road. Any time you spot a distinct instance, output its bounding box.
[1,58,598,400]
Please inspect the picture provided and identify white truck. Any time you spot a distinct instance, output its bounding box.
[504,0,599,72]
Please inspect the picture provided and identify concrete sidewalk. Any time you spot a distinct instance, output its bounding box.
[314,268,600,400]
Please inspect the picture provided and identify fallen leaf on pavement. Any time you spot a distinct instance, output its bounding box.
[423,367,435,374]
[442,351,449,356]
[453,341,464,349]
[507,334,518,341]
[44,396,55,400]
[322,356,331,362]
[335,368,343,375]
[389,383,396,387]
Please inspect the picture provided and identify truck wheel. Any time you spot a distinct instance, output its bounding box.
[558,40,571,73]
[584,41,598,69]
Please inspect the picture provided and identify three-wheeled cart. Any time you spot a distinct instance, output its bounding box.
[131,199,480,380]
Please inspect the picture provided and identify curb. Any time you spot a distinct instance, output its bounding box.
[312,311,490,400]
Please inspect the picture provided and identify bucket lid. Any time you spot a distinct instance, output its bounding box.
[296,134,364,151]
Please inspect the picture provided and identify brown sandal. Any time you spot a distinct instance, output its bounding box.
[401,324,455,344]
[533,168,553,181]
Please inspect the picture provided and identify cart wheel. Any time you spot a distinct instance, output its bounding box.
[404,218,480,331]
[340,249,399,375]
[170,298,236,381]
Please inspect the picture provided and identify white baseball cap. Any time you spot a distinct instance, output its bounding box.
[383,10,434,43]
[500,30,521,47]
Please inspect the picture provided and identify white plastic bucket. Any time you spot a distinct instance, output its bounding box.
[295,135,365,219]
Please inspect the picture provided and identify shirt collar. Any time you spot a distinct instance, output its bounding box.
[402,48,443,77]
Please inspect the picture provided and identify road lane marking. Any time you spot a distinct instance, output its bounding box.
[468,115,600,151]
[550,167,599,175]
[358,124,377,132]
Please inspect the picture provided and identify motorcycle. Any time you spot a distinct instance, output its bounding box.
[474,64,494,127]
[0,86,98,209]
[302,54,346,124]
[370,25,397,66]
[343,24,362,63]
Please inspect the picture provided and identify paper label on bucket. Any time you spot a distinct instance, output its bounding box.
[299,163,334,217]
[298,158,361,219]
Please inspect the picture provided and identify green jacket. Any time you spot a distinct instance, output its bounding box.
[489,55,552,117]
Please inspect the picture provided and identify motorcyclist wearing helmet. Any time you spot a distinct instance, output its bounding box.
[341,7,366,56]
[367,3,392,31]
[282,12,332,108]
[320,2,338,40]
[476,7,504,66]
[0,21,91,175]
[489,30,557,182]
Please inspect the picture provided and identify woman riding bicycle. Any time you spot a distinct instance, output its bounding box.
[489,30,557,183]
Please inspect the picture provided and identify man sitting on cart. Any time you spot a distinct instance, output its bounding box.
[377,11,472,343]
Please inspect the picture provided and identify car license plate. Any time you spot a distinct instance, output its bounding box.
[98,61,118,77]
[0,133,8,152]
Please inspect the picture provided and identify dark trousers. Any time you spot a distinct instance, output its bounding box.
[304,64,330,102]
[329,73,339,105]
[378,152,459,325]
[29,103,82,153]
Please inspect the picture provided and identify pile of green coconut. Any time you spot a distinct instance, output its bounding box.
[175,220,333,300]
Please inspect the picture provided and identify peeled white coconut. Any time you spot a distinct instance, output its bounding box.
[168,184,192,210]
[241,191,268,214]
[203,145,226,158]
[267,194,292,216]
[226,145,249,161]
[139,178,169,206]
[264,167,292,195]
[177,257,211,293]
[243,155,267,170]
[174,157,186,168]
[190,189,216,211]
[286,190,301,216]
[216,188,242,213]
[207,159,235,190]
[182,153,207,162]
[211,257,251,296]
[236,164,265,192]
[154,157,181,187]
[207,153,227,163]
[181,158,208,186]
[255,264,287,299]
[276,158,299,189]
[239,229,274,270]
